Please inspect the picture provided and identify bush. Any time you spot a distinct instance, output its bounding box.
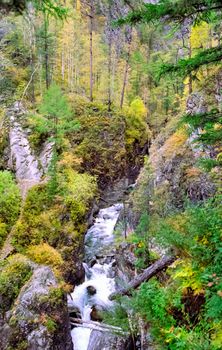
[12,184,52,250]
[59,168,97,222]
[26,243,63,268]
[129,198,222,349]
[162,128,188,159]
[0,221,8,248]
[0,171,21,228]
[125,98,151,149]
[0,254,32,315]
[12,169,97,253]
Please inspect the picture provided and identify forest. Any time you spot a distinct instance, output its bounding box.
[0,1,221,349]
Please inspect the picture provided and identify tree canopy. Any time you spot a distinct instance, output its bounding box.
[117,0,222,77]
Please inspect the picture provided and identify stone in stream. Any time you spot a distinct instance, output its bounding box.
[89,258,97,268]
[90,305,104,322]
[103,214,111,220]
[87,285,97,296]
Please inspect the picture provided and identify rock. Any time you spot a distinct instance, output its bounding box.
[100,177,130,206]
[103,214,111,220]
[90,305,104,322]
[7,103,43,198]
[6,103,54,198]
[87,285,97,296]
[27,325,53,350]
[0,324,11,350]
[62,259,85,285]
[39,141,54,172]
[115,243,137,288]
[88,330,133,350]
[89,258,97,268]
[0,266,73,350]
[186,93,208,115]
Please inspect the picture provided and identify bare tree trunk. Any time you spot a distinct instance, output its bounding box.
[61,47,65,81]
[109,255,176,300]
[120,37,131,109]
[30,49,36,102]
[38,54,43,98]
[108,35,112,111]
[188,35,192,94]
[44,14,50,89]
[26,3,36,102]
[89,0,93,101]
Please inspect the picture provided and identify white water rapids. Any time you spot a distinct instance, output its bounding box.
[69,203,123,350]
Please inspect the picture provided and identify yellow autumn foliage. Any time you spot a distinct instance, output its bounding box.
[162,128,188,158]
[190,21,210,50]
[26,243,63,268]
[185,167,202,178]
[171,259,204,295]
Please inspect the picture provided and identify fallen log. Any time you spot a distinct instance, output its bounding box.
[109,255,176,300]
[70,317,128,334]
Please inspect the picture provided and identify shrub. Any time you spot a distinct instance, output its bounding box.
[59,168,97,222]
[125,98,151,149]
[0,171,21,228]
[162,128,188,159]
[0,254,32,315]
[0,221,8,248]
[12,170,97,253]
[26,243,63,268]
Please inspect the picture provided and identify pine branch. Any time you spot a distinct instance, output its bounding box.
[116,0,222,26]
[158,45,222,78]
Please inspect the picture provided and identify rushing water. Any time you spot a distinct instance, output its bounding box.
[70,203,123,350]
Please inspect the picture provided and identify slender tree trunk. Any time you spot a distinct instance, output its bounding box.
[108,35,112,111]
[89,0,93,101]
[30,47,35,102]
[26,3,36,102]
[120,37,131,109]
[61,47,65,81]
[44,14,50,89]
[188,35,192,94]
[39,54,43,98]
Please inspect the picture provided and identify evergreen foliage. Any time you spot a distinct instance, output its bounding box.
[158,45,222,79]
[38,84,78,144]
[0,0,68,19]
[117,1,222,78]
[117,1,222,27]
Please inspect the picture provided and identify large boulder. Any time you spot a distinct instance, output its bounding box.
[87,330,133,350]
[0,266,73,350]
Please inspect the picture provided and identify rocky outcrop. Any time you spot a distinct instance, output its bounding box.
[6,102,53,198]
[0,266,73,350]
[148,95,215,212]
[39,141,54,173]
[186,92,208,115]
[115,243,137,288]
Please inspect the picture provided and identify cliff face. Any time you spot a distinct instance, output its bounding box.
[128,93,218,227]
[0,262,73,350]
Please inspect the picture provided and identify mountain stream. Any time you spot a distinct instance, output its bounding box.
[69,203,123,350]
